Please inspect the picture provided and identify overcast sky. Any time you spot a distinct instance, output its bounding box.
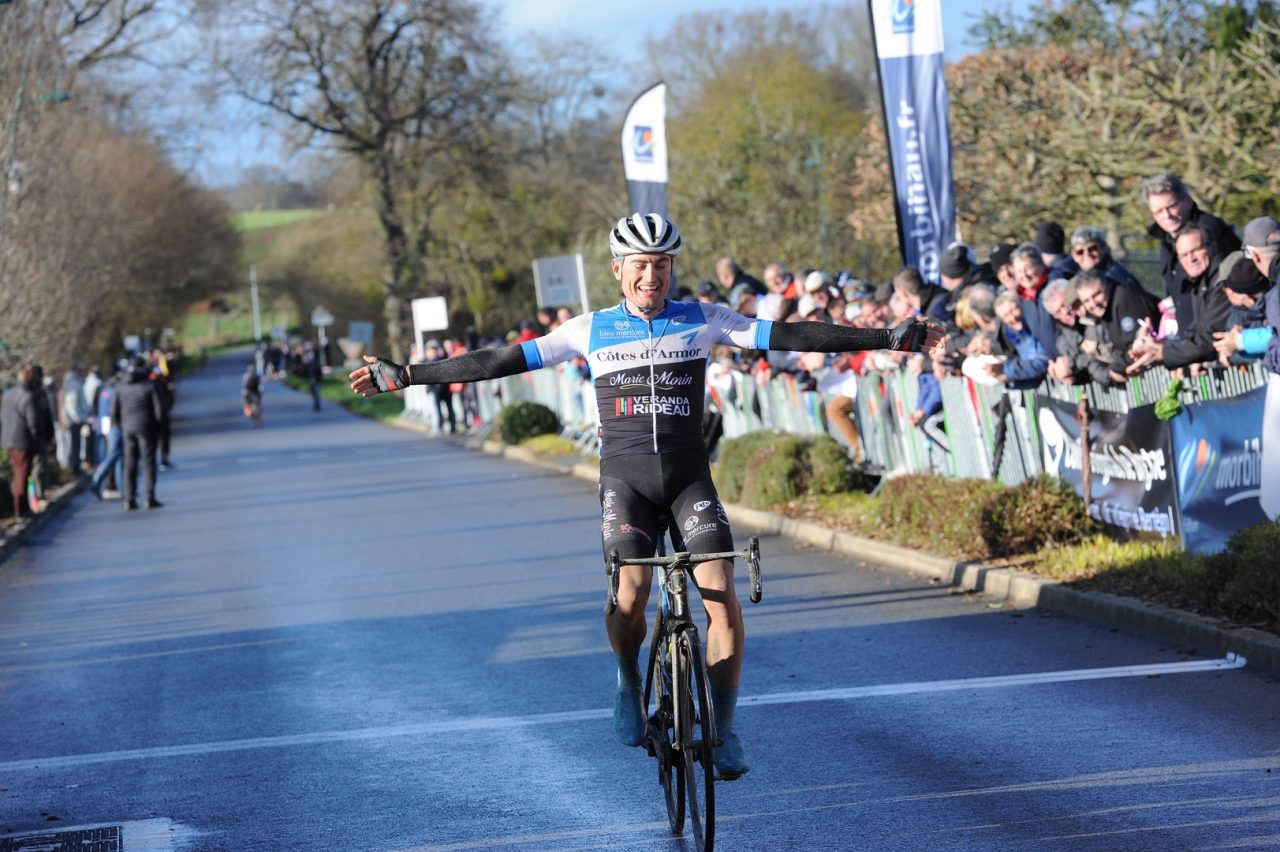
[197,0,988,186]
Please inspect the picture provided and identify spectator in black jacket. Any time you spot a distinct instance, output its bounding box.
[1142,171,1240,334]
[110,355,166,511]
[1074,268,1161,383]
[1211,250,1273,366]
[1128,224,1230,374]
[1035,221,1079,282]
[1069,226,1144,292]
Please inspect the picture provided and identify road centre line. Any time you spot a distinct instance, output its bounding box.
[0,655,1245,774]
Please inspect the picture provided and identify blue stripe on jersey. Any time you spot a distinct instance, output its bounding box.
[587,301,710,354]
[520,339,543,370]
[754,319,775,350]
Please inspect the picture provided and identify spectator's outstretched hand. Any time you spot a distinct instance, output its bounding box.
[349,355,408,397]
[888,317,947,360]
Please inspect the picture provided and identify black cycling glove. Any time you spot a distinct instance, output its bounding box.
[366,357,410,393]
[888,317,930,352]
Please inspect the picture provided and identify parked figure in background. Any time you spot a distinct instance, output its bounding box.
[423,340,456,434]
[31,366,56,505]
[150,351,175,471]
[1,366,43,520]
[303,342,322,412]
[112,356,166,511]
[61,363,89,475]
[90,367,124,500]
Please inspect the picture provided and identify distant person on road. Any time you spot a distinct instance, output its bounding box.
[111,355,166,511]
[242,363,264,426]
[90,366,125,500]
[347,213,945,780]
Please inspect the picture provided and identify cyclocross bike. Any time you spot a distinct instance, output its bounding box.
[605,531,763,852]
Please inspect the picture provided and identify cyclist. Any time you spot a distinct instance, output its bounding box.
[350,213,945,778]
[242,363,263,426]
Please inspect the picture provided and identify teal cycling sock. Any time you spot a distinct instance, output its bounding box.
[711,684,739,734]
[616,654,642,689]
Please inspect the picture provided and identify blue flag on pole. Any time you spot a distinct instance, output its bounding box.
[870,0,956,282]
[621,82,668,218]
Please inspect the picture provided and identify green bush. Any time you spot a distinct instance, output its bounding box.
[713,432,852,509]
[874,473,1007,560]
[496,401,561,445]
[1207,521,1280,627]
[980,474,1097,557]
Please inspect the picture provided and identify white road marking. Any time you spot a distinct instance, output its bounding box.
[0,655,1246,774]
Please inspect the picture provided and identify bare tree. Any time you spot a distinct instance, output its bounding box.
[215,0,514,361]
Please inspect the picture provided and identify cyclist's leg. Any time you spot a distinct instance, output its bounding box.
[666,453,749,777]
[599,460,663,746]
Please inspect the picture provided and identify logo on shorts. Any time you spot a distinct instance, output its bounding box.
[694,500,712,511]
[684,515,699,532]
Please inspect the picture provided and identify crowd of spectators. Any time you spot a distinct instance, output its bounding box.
[0,349,182,519]
[671,171,1280,462]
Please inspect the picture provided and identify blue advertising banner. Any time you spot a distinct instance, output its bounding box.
[1170,386,1268,554]
[869,0,956,282]
[1036,396,1180,540]
[620,82,668,218]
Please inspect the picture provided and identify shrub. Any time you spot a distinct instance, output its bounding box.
[874,473,1006,559]
[713,432,852,509]
[980,474,1096,557]
[1207,521,1280,627]
[496,401,561,445]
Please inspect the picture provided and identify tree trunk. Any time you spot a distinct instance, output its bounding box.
[372,154,412,363]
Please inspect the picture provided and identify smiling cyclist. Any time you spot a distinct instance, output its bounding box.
[350,213,945,779]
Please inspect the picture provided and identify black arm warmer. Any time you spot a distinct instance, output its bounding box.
[405,345,530,385]
[768,322,891,353]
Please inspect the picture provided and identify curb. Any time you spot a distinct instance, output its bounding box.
[0,477,87,567]
[403,418,1280,680]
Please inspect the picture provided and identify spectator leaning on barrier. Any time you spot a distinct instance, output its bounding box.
[1210,250,1272,366]
[1070,226,1144,292]
[1142,171,1240,334]
[1044,278,1110,385]
[991,289,1051,388]
[1230,216,1280,373]
[729,282,757,317]
[697,280,724,306]
[1129,224,1230,374]
[1073,268,1160,383]
[1035,221,1079,282]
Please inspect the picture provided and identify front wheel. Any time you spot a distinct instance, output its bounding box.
[676,629,716,851]
[649,621,683,835]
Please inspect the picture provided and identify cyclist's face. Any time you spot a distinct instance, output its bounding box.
[614,252,672,313]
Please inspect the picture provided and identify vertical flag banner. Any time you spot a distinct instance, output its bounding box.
[869,0,956,282]
[621,82,668,218]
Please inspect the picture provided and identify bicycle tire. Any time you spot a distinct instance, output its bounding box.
[650,627,684,834]
[676,629,715,852]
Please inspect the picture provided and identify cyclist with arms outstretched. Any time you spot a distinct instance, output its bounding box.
[350,214,945,778]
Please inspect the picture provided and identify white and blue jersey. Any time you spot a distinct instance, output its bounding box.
[520,300,773,458]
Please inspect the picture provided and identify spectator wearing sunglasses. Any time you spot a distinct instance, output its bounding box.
[1069,226,1144,293]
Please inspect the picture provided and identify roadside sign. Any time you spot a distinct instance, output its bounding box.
[533,254,589,310]
[411,297,449,332]
[347,321,374,344]
[311,307,335,327]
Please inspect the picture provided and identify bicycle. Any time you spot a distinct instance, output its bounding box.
[605,531,763,852]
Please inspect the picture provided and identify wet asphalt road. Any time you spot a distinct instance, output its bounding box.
[1,352,1278,851]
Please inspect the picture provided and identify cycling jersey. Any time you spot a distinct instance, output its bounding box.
[519,300,773,459]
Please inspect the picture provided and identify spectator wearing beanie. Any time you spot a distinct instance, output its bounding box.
[1212,249,1273,366]
[1035,221,1079,282]
[988,243,1018,291]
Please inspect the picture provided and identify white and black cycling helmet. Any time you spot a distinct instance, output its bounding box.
[609,213,682,258]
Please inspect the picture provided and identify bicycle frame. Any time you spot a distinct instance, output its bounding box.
[604,534,762,851]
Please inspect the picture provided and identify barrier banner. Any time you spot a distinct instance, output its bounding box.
[1171,385,1268,554]
[1036,396,1180,540]
[869,0,956,281]
[620,82,668,217]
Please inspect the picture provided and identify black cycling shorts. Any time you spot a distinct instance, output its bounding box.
[598,450,734,560]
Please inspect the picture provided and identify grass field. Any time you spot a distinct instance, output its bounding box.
[231,209,326,232]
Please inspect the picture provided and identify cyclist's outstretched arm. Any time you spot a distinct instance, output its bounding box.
[349,346,529,397]
[766,316,946,357]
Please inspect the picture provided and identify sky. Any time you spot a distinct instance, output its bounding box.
[196,0,990,186]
